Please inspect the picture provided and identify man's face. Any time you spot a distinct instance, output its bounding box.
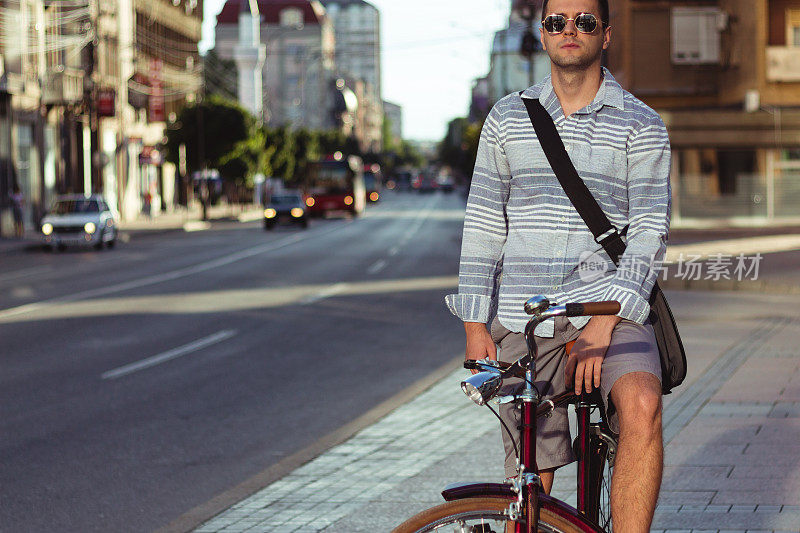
[540,0,611,71]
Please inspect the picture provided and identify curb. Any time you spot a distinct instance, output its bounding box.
[157,356,464,533]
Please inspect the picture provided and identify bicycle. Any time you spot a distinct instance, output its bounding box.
[393,296,621,533]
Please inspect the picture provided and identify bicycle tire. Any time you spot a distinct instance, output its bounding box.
[392,496,590,533]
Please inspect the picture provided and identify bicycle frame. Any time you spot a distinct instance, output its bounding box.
[450,298,621,532]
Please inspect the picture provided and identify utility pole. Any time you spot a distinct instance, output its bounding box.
[84,0,101,194]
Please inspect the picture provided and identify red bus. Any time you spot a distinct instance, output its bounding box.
[303,153,366,217]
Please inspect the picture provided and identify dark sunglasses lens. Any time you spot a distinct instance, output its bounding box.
[575,13,598,33]
[544,15,567,33]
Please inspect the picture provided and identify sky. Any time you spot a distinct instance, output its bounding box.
[200,0,513,141]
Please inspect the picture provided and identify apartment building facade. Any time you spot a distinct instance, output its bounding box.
[0,0,202,235]
[215,0,337,129]
[606,0,800,220]
[321,0,380,97]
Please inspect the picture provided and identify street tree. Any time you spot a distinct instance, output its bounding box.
[165,95,254,176]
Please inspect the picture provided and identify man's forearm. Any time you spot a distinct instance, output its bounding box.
[464,321,488,334]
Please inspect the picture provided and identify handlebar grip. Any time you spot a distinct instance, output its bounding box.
[564,301,621,317]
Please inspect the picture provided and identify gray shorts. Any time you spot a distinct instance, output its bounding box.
[490,316,661,477]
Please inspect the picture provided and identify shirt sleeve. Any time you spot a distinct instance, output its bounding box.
[444,102,512,323]
[601,118,672,324]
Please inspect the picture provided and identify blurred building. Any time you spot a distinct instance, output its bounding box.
[215,0,337,129]
[469,76,491,122]
[321,0,383,150]
[383,100,402,145]
[320,0,380,97]
[606,0,800,221]
[234,0,267,118]
[487,1,550,105]
[0,0,202,233]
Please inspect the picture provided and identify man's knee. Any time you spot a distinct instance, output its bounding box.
[611,372,662,436]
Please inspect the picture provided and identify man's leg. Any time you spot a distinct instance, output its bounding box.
[609,371,663,533]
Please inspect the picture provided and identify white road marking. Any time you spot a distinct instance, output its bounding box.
[0,223,347,321]
[300,282,349,305]
[367,259,387,274]
[101,330,237,380]
[388,246,400,256]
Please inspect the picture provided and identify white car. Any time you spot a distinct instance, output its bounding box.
[41,195,118,250]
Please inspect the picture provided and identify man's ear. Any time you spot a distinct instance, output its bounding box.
[540,27,547,51]
[602,26,612,50]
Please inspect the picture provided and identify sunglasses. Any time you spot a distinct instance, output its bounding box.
[542,13,602,34]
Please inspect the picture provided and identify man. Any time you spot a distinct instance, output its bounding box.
[444,0,670,530]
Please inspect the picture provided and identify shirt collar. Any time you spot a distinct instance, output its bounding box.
[521,67,625,113]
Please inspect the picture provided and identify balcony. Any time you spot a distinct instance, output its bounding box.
[42,69,84,105]
[766,47,800,82]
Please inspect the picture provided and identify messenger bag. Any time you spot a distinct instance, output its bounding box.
[520,94,687,394]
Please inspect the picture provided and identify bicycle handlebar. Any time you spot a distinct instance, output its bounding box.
[564,301,620,317]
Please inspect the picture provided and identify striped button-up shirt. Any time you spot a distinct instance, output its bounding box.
[445,69,671,337]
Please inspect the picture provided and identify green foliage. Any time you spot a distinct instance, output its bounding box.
[165,95,253,177]
[266,125,296,182]
[166,93,431,192]
[292,128,320,181]
[438,116,484,179]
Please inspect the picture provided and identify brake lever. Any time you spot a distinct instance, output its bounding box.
[463,359,502,372]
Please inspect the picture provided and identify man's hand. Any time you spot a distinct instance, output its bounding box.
[464,322,496,375]
[565,315,621,395]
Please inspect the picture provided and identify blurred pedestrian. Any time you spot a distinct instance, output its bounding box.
[10,185,24,238]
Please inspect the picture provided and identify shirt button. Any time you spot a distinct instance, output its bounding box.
[560,216,567,222]
[565,145,572,152]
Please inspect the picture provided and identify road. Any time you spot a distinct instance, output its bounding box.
[0,191,467,532]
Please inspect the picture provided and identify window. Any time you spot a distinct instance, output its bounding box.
[788,9,800,46]
[280,8,303,28]
[671,7,726,64]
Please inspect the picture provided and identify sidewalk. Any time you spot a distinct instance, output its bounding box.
[185,290,800,533]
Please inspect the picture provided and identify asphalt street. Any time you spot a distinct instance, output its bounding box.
[0,191,467,532]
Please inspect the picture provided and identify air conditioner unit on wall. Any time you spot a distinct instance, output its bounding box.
[671,7,727,65]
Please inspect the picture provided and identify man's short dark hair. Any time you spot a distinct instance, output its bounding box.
[541,0,609,26]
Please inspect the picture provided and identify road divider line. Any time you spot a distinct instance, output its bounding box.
[300,282,348,305]
[101,330,237,380]
[367,259,387,274]
[0,222,348,320]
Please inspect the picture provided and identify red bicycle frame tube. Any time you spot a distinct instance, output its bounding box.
[520,395,538,533]
[576,397,591,515]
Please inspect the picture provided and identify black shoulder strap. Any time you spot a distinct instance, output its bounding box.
[519,93,627,264]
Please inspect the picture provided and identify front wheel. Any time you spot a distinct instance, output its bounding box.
[392,497,589,533]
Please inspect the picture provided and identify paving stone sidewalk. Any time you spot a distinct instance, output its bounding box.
[192,292,800,533]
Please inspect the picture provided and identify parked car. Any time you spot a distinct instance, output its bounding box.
[264,193,308,230]
[40,195,118,250]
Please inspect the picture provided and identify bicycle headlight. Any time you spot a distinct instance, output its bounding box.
[461,371,502,406]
